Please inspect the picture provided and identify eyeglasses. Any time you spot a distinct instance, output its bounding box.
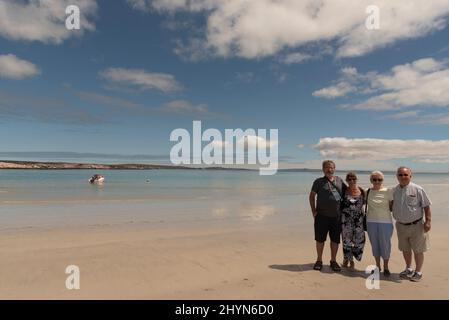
[347,178,357,181]
[397,174,409,177]
[372,179,383,182]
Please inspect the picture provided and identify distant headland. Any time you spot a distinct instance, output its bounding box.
[0,160,244,170]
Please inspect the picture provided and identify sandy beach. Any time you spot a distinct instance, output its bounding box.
[3,0,449,303]
[1,219,448,300]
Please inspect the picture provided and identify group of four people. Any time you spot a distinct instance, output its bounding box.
[309,160,431,282]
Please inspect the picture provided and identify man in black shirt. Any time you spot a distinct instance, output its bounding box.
[309,160,347,271]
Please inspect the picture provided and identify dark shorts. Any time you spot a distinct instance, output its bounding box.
[314,213,341,243]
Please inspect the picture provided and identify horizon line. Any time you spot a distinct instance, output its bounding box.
[0,159,447,174]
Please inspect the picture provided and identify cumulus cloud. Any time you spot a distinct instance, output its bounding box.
[0,54,40,79]
[314,58,449,115]
[99,68,183,93]
[313,81,356,98]
[352,58,449,110]
[0,0,97,43]
[127,0,449,60]
[314,137,449,164]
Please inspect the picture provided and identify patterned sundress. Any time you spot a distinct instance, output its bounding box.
[341,191,366,262]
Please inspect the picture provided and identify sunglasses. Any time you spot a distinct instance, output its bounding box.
[372,179,383,182]
[397,174,409,177]
[347,178,357,181]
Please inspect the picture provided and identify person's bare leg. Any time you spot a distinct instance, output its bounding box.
[316,241,324,262]
[414,252,424,273]
[375,256,381,270]
[383,258,389,271]
[403,251,413,269]
[349,260,355,269]
[330,241,339,261]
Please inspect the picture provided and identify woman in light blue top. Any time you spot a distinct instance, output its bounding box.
[365,171,394,276]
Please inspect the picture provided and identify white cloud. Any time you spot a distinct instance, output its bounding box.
[313,82,356,98]
[158,100,227,119]
[381,110,449,125]
[280,52,314,64]
[99,68,182,93]
[151,0,215,12]
[279,159,394,171]
[0,0,97,43]
[172,37,213,62]
[418,158,449,164]
[127,0,215,12]
[126,0,150,11]
[351,58,449,110]
[341,67,358,77]
[385,111,419,120]
[314,137,449,164]
[128,0,449,60]
[412,113,449,125]
[0,54,40,79]
[315,58,449,113]
[161,100,207,113]
[313,65,372,98]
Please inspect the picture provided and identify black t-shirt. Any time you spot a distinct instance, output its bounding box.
[311,176,347,217]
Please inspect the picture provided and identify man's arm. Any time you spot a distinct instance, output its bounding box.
[309,191,317,217]
[424,206,431,232]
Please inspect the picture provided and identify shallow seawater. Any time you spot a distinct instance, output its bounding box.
[0,170,447,230]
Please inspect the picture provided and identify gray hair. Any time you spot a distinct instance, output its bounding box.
[370,171,384,181]
[397,166,412,174]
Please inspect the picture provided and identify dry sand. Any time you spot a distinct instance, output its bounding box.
[0,221,448,299]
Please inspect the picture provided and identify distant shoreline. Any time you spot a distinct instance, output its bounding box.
[0,160,248,171]
[0,160,446,174]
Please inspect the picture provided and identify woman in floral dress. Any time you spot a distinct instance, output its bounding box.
[340,172,366,269]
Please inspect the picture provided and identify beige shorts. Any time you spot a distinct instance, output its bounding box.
[396,221,430,253]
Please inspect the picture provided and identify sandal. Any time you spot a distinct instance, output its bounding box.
[313,260,323,271]
[330,260,341,272]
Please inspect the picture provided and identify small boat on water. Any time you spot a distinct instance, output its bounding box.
[89,174,104,184]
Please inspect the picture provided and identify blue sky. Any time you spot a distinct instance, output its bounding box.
[1,0,449,171]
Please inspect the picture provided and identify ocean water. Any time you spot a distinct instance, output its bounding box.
[0,170,448,230]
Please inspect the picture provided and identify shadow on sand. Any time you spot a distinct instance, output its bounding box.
[269,263,402,283]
